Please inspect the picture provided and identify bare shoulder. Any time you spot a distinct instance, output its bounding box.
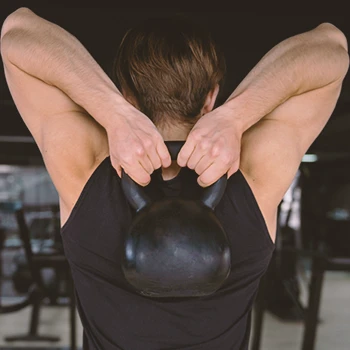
[239,80,344,241]
[42,111,109,218]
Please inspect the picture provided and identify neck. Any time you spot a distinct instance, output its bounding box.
[161,161,181,181]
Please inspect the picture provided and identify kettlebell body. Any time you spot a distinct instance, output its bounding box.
[121,141,231,297]
[123,198,231,297]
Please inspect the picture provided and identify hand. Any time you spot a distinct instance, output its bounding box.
[107,105,171,186]
[177,105,242,187]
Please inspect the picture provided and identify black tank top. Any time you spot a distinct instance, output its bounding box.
[60,156,275,350]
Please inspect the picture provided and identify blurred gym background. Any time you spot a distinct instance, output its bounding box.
[0,9,349,350]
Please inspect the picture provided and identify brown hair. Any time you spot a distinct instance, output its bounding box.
[112,15,226,129]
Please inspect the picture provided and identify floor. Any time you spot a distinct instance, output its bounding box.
[0,271,349,350]
[255,271,350,350]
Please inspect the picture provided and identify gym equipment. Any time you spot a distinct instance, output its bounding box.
[121,140,231,298]
[0,202,77,349]
[251,153,350,350]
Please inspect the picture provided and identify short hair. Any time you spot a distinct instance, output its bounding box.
[112,15,226,129]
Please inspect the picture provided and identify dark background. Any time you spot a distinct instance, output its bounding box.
[0,8,349,164]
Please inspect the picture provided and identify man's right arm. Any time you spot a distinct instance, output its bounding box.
[1,8,127,139]
[1,8,170,189]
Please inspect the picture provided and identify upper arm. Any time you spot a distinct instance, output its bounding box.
[240,79,343,211]
[2,53,87,148]
[2,49,108,205]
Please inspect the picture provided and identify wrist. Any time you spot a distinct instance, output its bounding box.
[86,88,132,131]
[220,91,264,134]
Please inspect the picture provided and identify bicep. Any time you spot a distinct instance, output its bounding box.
[240,81,343,209]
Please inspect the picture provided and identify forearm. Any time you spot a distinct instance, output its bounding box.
[0,7,128,129]
[223,22,349,133]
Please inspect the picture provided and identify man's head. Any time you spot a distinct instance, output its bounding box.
[112,15,226,138]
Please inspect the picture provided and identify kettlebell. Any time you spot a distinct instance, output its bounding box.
[121,141,231,298]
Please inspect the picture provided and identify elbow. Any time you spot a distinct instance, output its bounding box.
[1,7,35,61]
[1,7,34,40]
[316,22,349,81]
[316,22,348,52]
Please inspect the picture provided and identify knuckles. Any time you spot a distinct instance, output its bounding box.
[190,128,203,141]
[143,138,153,150]
[135,144,146,157]
[199,139,210,151]
[121,154,134,165]
[210,144,221,157]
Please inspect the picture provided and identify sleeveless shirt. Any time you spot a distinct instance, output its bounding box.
[60,156,275,350]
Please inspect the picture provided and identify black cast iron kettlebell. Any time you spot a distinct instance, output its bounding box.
[121,141,231,297]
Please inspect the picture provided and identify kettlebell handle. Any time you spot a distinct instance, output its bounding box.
[121,141,227,212]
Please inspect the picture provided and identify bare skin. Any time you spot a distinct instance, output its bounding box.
[1,9,349,244]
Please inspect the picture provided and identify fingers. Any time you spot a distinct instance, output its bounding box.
[114,137,171,187]
[156,139,172,168]
[113,155,151,186]
[138,137,171,174]
[177,135,197,167]
[197,159,240,187]
[178,128,220,169]
[193,154,213,176]
[178,131,229,186]
[228,161,240,178]
[140,156,154,176]
[186,137,214,170]
[125,164,152,187]
[197,162,228,187]
[115,164,122,178]
[140,138,161,171]
[179,133,239,187]
[112,143,151,186]
[109,109,172,186]
[140,137,171,171]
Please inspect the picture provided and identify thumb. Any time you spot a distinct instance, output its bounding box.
[227,161,239,178]
[177,136,196,167]
[115,165,122,179]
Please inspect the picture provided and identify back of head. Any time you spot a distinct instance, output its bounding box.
[113,15,226,130]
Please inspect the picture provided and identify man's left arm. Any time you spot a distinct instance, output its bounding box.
[178,23,349,190]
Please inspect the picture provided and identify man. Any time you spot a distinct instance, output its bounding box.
[1,8,348,350]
